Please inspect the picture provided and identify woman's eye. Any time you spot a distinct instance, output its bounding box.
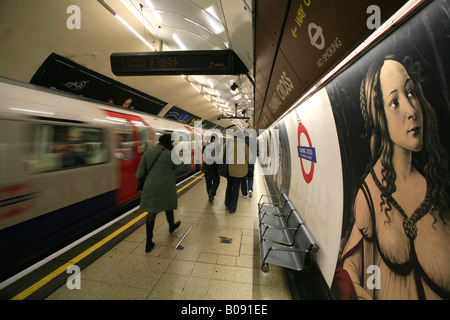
[390,99,399,108]
[407,88,416,98]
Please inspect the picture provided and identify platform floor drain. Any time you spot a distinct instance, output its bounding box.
[219,237,232,244]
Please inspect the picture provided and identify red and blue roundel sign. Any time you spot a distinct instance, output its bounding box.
[297,124,316,184]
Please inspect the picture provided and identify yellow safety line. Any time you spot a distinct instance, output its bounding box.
[177,173,203,193]
[11,173,203,300]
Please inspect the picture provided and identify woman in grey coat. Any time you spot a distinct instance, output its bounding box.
[136,134,184,252]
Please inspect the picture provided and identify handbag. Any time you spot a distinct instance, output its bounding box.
[136,148,164,192]
[217,152,228,178]
[217,163,228,178]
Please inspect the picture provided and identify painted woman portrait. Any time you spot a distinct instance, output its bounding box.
[332,54,450,300]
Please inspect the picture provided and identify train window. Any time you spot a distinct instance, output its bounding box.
[132,120,150,154]
[115,122,134,160]
[24,124,109,173]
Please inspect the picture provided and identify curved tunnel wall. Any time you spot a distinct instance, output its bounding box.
[258,0,450,299]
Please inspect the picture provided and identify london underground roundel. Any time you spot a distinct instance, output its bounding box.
[297,123,316,184]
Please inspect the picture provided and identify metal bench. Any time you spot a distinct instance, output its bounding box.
[260,209,303,246]
[258,193,291,223]
[258,194,319,273]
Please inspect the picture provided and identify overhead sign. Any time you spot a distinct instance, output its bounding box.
[279,0,407,89]
[255,0,408,128]
[264,51,305,121]
[111,50,248,76]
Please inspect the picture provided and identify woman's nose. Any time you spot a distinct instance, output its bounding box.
[403,97,418,120]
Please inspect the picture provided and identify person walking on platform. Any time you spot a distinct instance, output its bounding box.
[240,136,257,199]
[240,164,254,198]
[224,135,249,213]
[136,134,184,252]
[203,135,221,202]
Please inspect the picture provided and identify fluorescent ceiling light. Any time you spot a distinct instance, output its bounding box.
[207,79,215,89]
[144,0,154,9]
[172,33,187,50]
[144,0,162,23]
[204,6,224,34]
[205,6,220,20]
[151,11,163,24]
[115,14,156,51]
[189,82,201,93]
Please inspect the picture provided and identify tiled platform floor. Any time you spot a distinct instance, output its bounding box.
[47,164,291,300]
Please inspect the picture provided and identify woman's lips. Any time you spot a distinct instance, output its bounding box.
[408,126,420,134]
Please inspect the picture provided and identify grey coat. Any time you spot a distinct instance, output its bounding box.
[136,144,184,213]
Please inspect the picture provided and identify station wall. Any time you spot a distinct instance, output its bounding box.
[259,0,450,299]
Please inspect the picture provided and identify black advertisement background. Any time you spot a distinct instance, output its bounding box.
[326,0,450,242]
[31,53,167,115]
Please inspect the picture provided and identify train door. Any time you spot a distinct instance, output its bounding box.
[103,110,154,205]
[183,125,202,172]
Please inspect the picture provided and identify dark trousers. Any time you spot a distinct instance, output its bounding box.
[241,164,255,196]
[225,176,243,212]
[205,170,220,197]
[240,166,254,196]
[146,210,174,243]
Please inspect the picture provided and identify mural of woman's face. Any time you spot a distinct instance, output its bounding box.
[380,59,424,153]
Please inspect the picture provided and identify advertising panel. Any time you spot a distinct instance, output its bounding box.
[31,53,167,115]
[326,0,450,299]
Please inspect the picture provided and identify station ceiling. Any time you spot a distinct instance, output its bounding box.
[0,0,254,130]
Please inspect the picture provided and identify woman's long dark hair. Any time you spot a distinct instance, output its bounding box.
[360,54,449,223]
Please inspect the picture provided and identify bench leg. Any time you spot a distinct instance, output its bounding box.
[261,263,269,273]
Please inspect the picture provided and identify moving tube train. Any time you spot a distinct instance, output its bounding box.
[0,77,202,282]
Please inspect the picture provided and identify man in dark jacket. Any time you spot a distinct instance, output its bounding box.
[203,136,221,202]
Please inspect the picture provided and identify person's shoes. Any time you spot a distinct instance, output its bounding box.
[243,195,247,199]
[145,242,155,253]
[229,209,235,214]
[248,190,253,198]
[169,221,181,233]
[208,194,214,202]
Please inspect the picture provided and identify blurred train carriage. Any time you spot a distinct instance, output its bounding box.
[0,77,201,281]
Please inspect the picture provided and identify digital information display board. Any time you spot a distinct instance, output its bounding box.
[111,50,248,76]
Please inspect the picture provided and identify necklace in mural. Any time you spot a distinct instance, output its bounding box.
[370,169,431,239]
